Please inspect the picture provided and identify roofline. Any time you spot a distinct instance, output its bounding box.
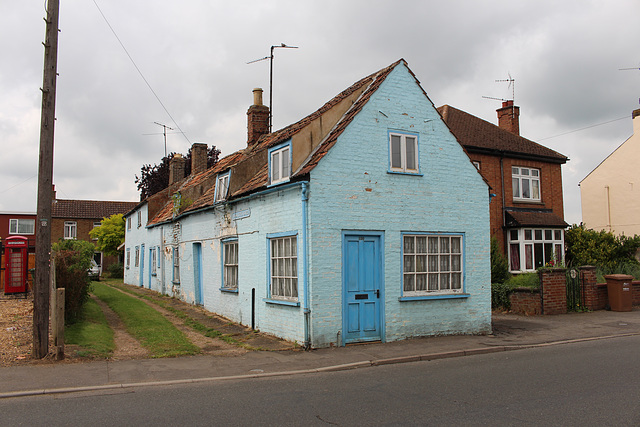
[464,146,568,164]
[579,133,632,184]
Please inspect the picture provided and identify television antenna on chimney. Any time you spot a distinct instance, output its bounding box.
[152,122,173,157]
[619,66,640,71]
[247,43,299,132]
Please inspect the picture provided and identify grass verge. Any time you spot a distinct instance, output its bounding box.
[65,297,115,358]
[91,282,199,358]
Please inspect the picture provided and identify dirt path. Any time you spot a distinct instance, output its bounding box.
[90,296,149,360]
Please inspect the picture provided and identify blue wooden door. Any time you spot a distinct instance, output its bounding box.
[139,244,145,288]
[343,234,382,344]
[193,243,203,305]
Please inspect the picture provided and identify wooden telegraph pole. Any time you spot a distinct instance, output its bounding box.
[34,0,60,359]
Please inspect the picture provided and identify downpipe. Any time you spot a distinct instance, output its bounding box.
[301,182,311,350]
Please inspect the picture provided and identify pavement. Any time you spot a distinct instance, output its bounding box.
[1,308,640,399]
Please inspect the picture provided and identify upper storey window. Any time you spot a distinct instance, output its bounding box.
[215,172,230,202]
[389,132,419,174]
[512,167,540,202]
[269,143,291,185]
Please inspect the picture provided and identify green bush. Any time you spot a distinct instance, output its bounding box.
[52,239,95,324]
[107,262,124,279]
[491,237,510,284]
[565,224,640,273]
[505,272,540,289]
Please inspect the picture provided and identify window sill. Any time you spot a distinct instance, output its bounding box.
[267,178,291,188]
[512,199,543,205]
[387,170,423,177]
[263,298,300,307]
[399,293,469,301]
[220,287,239,294]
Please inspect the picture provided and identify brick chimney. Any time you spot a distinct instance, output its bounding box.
[190,143,208,176]
[247,88,270,147]
[169,153,186,185]
[497,100,520,136]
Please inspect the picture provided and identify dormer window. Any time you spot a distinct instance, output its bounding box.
[215,172,230,202]
[269,143,291,185]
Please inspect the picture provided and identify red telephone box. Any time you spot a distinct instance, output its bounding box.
[4,236,28,294]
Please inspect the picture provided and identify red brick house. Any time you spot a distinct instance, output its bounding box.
[52,195,137,275]
[438,101,568,273]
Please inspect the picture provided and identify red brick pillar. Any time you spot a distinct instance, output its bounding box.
[579,266,598,310]
[539,268,567,315]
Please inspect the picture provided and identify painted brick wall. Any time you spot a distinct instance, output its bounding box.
[307,63,491,347]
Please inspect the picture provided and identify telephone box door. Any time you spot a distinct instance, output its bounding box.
[4,236,28,294]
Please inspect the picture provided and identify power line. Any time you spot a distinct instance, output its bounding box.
[538,116,628,141]
[92,0,190,145]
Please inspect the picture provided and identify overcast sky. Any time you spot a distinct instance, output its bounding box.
[2,0,639,225]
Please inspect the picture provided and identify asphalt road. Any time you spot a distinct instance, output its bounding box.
[2,335,640,426]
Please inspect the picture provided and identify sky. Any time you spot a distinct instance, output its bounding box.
[2,0,639,226]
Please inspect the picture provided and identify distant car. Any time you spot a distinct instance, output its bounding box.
[88,260,100,281]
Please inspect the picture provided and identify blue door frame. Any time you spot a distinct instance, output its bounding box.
[139,244,145,288]
[193,242,203,305]
[342,232,384,345]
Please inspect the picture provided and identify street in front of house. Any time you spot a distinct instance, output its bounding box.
[1,333,639,426]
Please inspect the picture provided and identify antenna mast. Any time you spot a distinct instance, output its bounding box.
[495,74,516,117]
[153,122,173,158]
[247,43,298,132]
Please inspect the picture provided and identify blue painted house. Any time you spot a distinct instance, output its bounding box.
[124,59,491,348]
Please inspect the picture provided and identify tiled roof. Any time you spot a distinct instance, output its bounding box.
[144,59,407,226]
[505,210,568,228]
[437,105,567,163]
[52,199,138,219]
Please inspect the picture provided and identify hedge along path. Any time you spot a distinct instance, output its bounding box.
[91,283,199,358]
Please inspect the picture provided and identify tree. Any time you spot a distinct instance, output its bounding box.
[135,146,220,199]
[89,214,126,256]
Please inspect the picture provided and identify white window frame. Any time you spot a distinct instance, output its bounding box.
[9,219,35,235]
[215,172,230,202]
[92,221,101,240]
[137,211,142,228]
[172,246,180,284]
[472,161,481,170]
[512,167,541,202]
[389,131,419,174]
[126,248,131,269]
[134,246,140,268]
[268,234,298,301]
[402,233,463,296]
[127,217,131,230]
[150,247,157,276]
[508,228,564,273]
[269,143,291,185]
[222,239,238,290]
[64,221,77,240]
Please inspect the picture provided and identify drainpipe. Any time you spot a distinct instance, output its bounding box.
[160,226,166,294]
[301,182,311,349]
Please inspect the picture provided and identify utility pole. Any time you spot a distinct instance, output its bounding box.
[34,0,60,359]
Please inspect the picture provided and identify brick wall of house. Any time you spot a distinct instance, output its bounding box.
[465,154,564,257]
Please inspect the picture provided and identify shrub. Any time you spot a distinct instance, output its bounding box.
[491,237,510,284]
[52,239,95,324]
[107,262,124,279]
[565,224,640,273]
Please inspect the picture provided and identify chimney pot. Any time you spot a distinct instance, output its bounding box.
[253,88,264,106]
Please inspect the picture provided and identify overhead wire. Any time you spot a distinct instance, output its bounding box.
[92,0,190,145]
[538,116,628,141]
